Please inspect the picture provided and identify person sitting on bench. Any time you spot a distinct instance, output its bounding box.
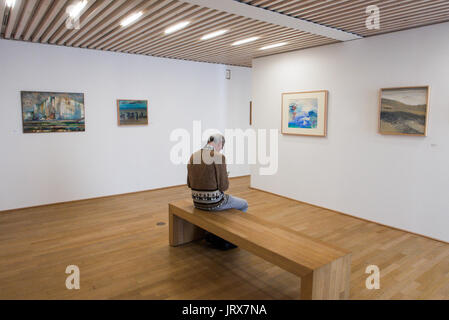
[187,133,248,249]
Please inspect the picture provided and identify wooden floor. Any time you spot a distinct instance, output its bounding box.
[1,176,448,300]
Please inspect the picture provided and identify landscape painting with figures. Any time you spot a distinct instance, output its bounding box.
[117,100,148,125]
[21,91,85,133]
[282,90,328,137]
[379,86,429,136]
[288,98,318,129]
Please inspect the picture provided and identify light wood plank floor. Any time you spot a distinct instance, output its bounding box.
[1,176,448,300]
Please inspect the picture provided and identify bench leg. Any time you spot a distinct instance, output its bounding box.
[169,213,205,246]
[300,272,314,300]
[300,254,351,300]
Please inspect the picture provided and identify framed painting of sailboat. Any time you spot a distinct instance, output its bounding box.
[281,90,328,137]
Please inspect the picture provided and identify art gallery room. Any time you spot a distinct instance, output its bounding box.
[1,0,449,305]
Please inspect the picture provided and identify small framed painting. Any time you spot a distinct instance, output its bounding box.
[379,86,430,136]
[281,90,328,137]
[117,99,148,126]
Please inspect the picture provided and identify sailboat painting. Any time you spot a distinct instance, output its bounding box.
[282,90,328,137]
[287,98,318,129]
[21,91,85,133]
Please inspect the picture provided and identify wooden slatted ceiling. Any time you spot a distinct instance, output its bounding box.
[0,0,338,67]
[0,1,448,67]
[240,0,449,37]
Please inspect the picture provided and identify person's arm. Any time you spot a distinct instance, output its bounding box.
[215,155,229,192]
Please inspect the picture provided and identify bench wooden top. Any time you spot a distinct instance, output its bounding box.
[169,199,350,277]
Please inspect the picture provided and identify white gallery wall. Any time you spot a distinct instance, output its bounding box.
[0,39,251,211]
[251,22,449,242]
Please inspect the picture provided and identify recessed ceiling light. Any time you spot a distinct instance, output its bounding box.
[201,29,228,40]
[260,42,288,50]
[231,37,259,46]
[68,0,88,18]
[164,21,190,34]
[120,11,143,27]
[6,0,16,7]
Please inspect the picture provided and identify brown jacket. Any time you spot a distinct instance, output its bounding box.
[187,148,229,210]
[187,148,229,192]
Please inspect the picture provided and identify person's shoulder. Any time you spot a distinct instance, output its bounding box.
[188,150,202,163]
[213,152,226,164]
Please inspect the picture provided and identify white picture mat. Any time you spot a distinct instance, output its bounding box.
[282,91,327,136]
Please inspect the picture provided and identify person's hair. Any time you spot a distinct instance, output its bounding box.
[207,133,225,147]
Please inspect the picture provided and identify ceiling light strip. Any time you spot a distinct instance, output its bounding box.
[201,29,228,40]
[165,21,190,34]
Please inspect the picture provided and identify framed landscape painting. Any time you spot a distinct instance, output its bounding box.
[21,91,85,133]
[117,100,148,126]
[379,86,430,136]
[281,90,328,137]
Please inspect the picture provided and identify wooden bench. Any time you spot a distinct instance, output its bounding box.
[169,199,351,300]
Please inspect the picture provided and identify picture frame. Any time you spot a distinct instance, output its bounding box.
[281,90,328,137]
[378,86,430,136]
[250,101,252,125]
[21,91,85,133]
[117,99,148,126]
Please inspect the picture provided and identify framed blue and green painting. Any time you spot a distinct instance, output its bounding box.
[281,90,328,137]
[21,91,85,133]
[117,99,148,126]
